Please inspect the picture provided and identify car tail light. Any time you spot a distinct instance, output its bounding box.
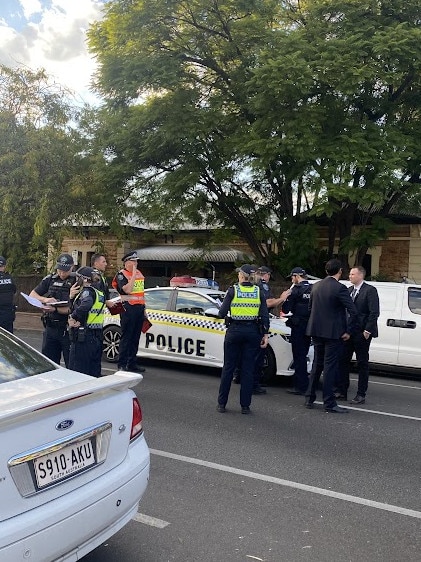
[130,397,143,441]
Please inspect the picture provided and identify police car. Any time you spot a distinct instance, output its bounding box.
[103,277,304,380]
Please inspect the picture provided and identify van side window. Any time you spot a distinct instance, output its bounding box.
[408,288,421,315]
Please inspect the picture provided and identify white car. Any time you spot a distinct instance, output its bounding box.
[103,285,306,380]
[0,328,150,561]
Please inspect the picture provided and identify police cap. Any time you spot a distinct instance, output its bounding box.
[235,264,256,275]
[289,267,307,277]
[0,256,6,266]
[76,266,95,281]
[258,266,272,274]
[122,251,138,263]
[56,253,74,271]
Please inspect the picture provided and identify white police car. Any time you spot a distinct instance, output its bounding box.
[103,280,303,381]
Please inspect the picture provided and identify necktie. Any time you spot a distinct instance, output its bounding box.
[351,287,357,301]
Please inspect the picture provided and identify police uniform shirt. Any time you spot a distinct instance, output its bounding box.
[259,281,274,302]
[114,271,130,294]
[34,274,73,321]
[0,271,16,307]
[70,288,95,326]
[282,280,312,319]
[218,283,270,333]
[93,268,110,300]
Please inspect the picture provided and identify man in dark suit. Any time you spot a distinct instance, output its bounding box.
[335,266,380,405]
[305,259,360,413]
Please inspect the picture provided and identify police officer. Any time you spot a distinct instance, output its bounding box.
[282,267,312,395]
[91,253,118,312]
[29,253,75,366]
[257,266,290,312]
[112,251,146,373]
[0,256,17,333]
[251,266,290,394]
[68,267,105,377]
[217,264,269,414]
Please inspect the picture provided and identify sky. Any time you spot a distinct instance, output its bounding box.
[0,0,106,106]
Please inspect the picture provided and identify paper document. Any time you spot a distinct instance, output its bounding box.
[20,292,68,308]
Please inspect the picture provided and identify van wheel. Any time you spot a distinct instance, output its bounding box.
[102,325,121,363]
[261,346,276,384]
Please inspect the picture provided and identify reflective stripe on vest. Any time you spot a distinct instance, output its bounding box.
[75,288,105,329]
[230,284,260,320]
[123,269,145,305]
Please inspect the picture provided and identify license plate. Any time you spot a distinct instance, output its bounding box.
[34,438,96,488]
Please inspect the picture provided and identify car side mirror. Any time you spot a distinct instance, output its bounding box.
[204,307,220,318]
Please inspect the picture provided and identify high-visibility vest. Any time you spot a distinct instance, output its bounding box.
[74,287,105,329]
[230,284,260,320]
[113,269,145,305]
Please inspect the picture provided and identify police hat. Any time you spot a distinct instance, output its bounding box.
[258,265,272,274]
[0,256,6,266]
[289,267,307,277]
[56,253,74,271]
[122,251,138,262]
[235,264,256,275]
[76,266,95,281]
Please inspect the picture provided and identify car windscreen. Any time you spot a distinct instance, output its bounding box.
[0,330,56,383]
[207,293,224,306]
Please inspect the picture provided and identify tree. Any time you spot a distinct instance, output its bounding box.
[0,65,94,272]
[87,0,421,273]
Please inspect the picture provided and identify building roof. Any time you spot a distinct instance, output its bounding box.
[135,246,249,262]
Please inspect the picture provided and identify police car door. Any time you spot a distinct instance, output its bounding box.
[168,289,226,366]
[140,288,171,358]
[396,286,421,369]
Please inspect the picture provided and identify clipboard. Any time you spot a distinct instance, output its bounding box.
[141,319,152,333]
[21,292,68,309]
[108,301,125,315]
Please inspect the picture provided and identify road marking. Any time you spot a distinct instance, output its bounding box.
[133,512,170,528]
[313,401,421,421]
[150,449,421,520]
[351,377,421,390]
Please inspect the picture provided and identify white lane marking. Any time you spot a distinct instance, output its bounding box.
[150,449,421,520]
[351,377,421,390]
[313,401,421,421]
[133,512,170,528]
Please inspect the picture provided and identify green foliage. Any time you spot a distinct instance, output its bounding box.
[86,0,421,267]
[0,65,93,272]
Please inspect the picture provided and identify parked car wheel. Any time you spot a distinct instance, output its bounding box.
[103,325,121,363]
[261,346,277,384]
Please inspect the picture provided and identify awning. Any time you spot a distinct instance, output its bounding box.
[135,245,249,263]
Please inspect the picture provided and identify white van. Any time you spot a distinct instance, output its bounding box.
[358,281,421,374]
[318,280,421,375]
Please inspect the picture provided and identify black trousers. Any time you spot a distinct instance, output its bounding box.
[42,324,70,367]
[0,307,15,333]
[337,332,372,397]
[218,323,261,408]
[290,322,311,393]
[69,329,103,377]
[306,336,343,409]
[118,304,145,369]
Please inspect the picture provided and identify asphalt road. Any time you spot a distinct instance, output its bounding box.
[17,330,421,562]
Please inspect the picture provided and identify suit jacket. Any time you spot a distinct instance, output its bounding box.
[306,276,360,339]
[350,282,380,338]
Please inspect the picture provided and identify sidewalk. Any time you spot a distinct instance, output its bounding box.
[14,312,44,332]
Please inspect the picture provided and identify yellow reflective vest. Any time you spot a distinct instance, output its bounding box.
[74,287,105,329]
[230,284,260,320]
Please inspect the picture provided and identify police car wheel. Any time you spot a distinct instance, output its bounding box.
[261,346,276,385]
[102,325,122,363]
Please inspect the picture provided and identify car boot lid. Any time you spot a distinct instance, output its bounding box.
[0,370,143,424]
